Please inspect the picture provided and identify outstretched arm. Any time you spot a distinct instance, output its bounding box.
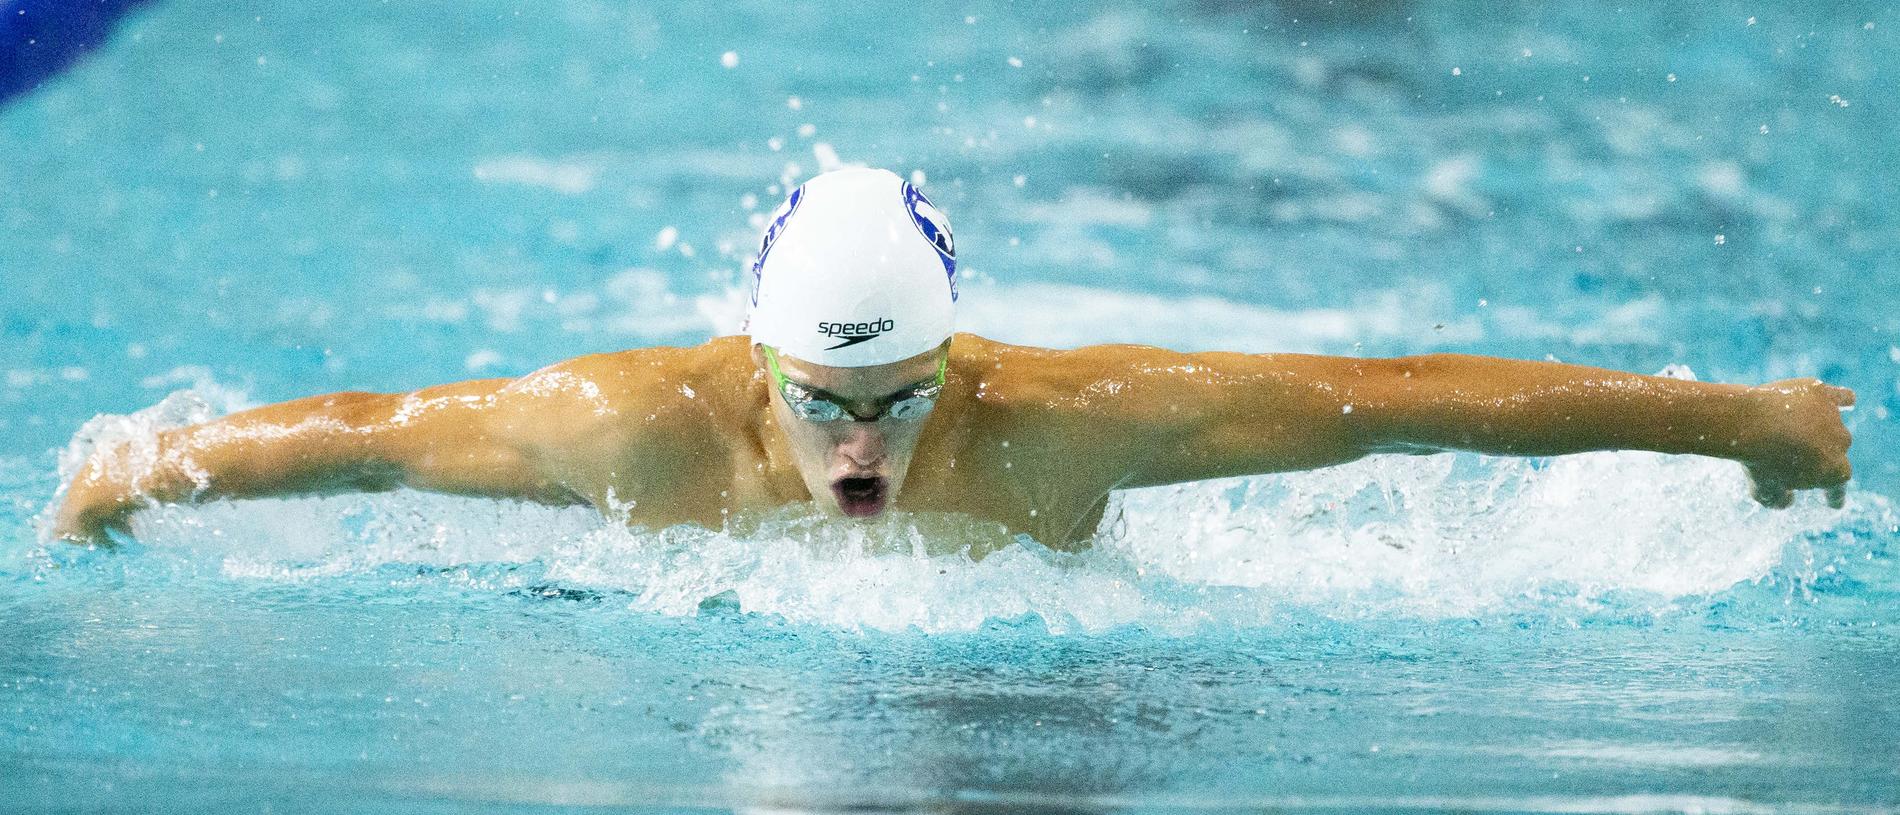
[1346,355,1852,506]
[50,378,581,545]
[1082,349,1852,507]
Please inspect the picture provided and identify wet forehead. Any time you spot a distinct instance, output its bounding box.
[774,348,942,398]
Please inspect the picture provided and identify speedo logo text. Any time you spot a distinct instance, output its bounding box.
[817,318,894,350]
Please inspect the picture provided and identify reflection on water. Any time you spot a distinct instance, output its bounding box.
[5,0,1900,808]
[14,572,1895,810]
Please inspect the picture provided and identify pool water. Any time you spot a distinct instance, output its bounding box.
[4,1,1899,811]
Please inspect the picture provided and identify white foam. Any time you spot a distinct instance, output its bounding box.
[60,378,1881,634]
[55,382,253,488]
[101,445,1876,634]
[54,260,1885,635]
[1108,451,1855,619]
[471,156,597,195]
[811,143,845,172]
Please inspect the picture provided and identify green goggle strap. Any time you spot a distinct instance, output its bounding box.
[763,344,790,389]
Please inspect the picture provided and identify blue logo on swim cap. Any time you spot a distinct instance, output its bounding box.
[902,182,957,302]
[750,185,804,305]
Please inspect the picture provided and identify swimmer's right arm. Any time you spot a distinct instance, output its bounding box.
[50,378,582,545]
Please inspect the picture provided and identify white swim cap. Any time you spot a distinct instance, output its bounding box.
[745,167,957,367]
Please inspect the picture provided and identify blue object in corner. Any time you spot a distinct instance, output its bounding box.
[0,0,152,104]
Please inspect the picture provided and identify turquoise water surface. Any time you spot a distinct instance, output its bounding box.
[4,1,1898,812]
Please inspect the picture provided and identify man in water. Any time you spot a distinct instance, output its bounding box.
[53,168,1856,549]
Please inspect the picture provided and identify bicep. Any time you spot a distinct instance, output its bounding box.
[481,359,728,519]
[1035,349,1375,489]
[365,379,583,503]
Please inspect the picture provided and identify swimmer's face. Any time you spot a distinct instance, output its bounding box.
[753,342,949,519]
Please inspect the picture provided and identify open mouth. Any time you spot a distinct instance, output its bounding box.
[831,476,889,518]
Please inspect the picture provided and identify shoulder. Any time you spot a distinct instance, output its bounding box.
[490,336,758,452]
[936,335,1219,501]
[950,334,1348,442]
[951,333,1203,415]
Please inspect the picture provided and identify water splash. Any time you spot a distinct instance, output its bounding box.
[39,382,1889,634]
[1108,451,1859,619]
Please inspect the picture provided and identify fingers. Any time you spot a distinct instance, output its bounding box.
[100,523,133,547]
[1751,480,1794,509]
[1829,385,1856,408]
[52,525,109,548]
[1750,473,1849,511]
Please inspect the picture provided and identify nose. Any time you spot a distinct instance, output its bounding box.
[834,423,887,468]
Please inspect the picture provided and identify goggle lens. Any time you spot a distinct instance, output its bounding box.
[765,346,946,424]
[786,387,849,422]
[886,393,936,421]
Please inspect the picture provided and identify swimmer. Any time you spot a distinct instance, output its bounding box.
[52,168,1856,548]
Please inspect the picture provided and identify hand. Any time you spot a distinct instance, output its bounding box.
[1741,378,1855,509]
[49,451,138,546]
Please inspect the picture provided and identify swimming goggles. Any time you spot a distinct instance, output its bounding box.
[763,345,946,423]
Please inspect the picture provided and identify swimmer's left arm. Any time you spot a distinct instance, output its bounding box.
[1107,351,1854,508]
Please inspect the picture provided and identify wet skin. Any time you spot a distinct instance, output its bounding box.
[53,334,1855,549]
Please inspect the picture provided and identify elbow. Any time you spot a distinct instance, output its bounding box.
[1380,353,1464,382]
[347,459,407,493]
[1338,355,1467,455]
[320,391,405,427]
